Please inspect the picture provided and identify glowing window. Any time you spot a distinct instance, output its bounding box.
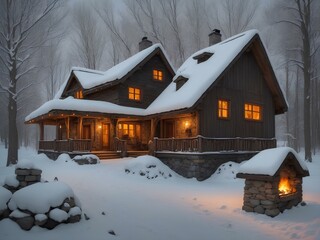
[218,100,229,119]
[119,123,141,138]
[244,103,262,121]
[74,90,83,99]
[153,70,163,81]
[128,87,141,101]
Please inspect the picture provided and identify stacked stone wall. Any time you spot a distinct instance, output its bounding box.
[242,178,303,217]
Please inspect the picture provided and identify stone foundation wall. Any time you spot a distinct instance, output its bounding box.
[242,178,303,217]
[157,152,257,181]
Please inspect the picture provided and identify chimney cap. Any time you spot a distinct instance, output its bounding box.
[142,36,148,41]
[209,29,221,36]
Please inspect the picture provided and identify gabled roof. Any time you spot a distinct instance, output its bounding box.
[236,147,309,179]
[26,30,287,122]
[146,30,287,115]
[57,44,175,98]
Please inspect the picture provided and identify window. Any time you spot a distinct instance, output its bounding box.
[74,90,83,99]
[128,87,141,101]
[218,100,229,119]
[244,103,262,121]
[153,70,163,81]
[118,123,141,139]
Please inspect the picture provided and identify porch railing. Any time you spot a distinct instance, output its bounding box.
[114,137,127,157]
[39,139,92,152]
[153,135,276,153]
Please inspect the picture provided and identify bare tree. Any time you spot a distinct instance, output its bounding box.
[0,0,61,166]
[94,1,133,59]
[125,0,166,47]
[277,0,319,161]
[207,0,259,38]
[71,2,106,70]
[159,0,185,65]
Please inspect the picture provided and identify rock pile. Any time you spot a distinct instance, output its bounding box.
[8,197,82,230]
[0,164,82,231]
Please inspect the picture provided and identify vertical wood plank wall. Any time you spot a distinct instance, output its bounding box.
[199,51,275,138]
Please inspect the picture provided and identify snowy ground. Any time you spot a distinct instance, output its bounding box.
[0,145,319,240]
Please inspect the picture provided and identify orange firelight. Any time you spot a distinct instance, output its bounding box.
[278,177,293,196]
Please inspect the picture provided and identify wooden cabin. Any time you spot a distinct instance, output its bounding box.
[25,30,287,172]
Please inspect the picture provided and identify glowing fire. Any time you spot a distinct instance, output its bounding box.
[278,177,293,196]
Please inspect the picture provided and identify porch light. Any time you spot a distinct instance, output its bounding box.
[98,125,102,129]
[59,125,62,129]
[184,121,190,128]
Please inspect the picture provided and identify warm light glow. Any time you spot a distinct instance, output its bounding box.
[118,123,122,130]
[128,87,141,101]
[153,70,163,81]
[184,121,190,128]
[279,177,294,196]
[59,125,62,129]
[75,90,83,99]
[98,125,102,129]
[218,100,229,119]
[244,103,261,121]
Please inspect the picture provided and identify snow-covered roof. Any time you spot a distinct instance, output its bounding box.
[25,97,146,121]
[76,44,171,90]
[146,30,259,114]
[26,29,284,121]
[237,147,309,177]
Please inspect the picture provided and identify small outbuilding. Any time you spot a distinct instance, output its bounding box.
[236,147,309,217]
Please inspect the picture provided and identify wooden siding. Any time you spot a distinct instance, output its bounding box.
[119,54,173,109]
[61,76,82,98]
[79,54,173,109]
[198,51,275,138]
[86,85,120,104]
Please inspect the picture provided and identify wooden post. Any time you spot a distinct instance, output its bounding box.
[39,122,44,141]
[110,117,118,151]
[150,117,160,139]
[65,117,70,139]
[198,135,203,152]
[78,117,83,139]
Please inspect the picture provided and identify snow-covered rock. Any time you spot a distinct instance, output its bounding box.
[0,186,12,212]
[73,154,100,165]
[124,155,175,179]
[8,182,75,213]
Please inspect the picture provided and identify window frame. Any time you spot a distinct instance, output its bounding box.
[128,87,141,101]
[153,69,163,81]
[118,123,141,139]
[244,103,262,121]
[74,90,83,99]
[217,99,230,120]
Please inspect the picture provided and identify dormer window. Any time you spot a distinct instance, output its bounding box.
[174,76,188,91]
[193,52,214,64]
[74,90,83,99]
[128,87,141,101]
[153,70,163,81]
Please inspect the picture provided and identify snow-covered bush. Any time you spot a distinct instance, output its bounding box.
[124,155,176,179]
[73,154,100,165]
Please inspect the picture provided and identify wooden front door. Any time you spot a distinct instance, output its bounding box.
[102,123,110,149]
[163,120,175,138]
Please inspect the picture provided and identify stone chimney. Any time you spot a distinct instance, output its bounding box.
[208,29,222,46]
[139,37,152,51]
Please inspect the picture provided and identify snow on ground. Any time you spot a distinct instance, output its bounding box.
[0,145,319,240]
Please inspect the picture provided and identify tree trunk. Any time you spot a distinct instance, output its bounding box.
[7,93,18,166]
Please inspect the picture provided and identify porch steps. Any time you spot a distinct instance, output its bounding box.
[127,151,149,158]
[92,151,149,160]
[92,151,121,160]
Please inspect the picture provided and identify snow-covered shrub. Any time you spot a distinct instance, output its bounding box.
[72,154,100,165]
[124,155,176,179]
